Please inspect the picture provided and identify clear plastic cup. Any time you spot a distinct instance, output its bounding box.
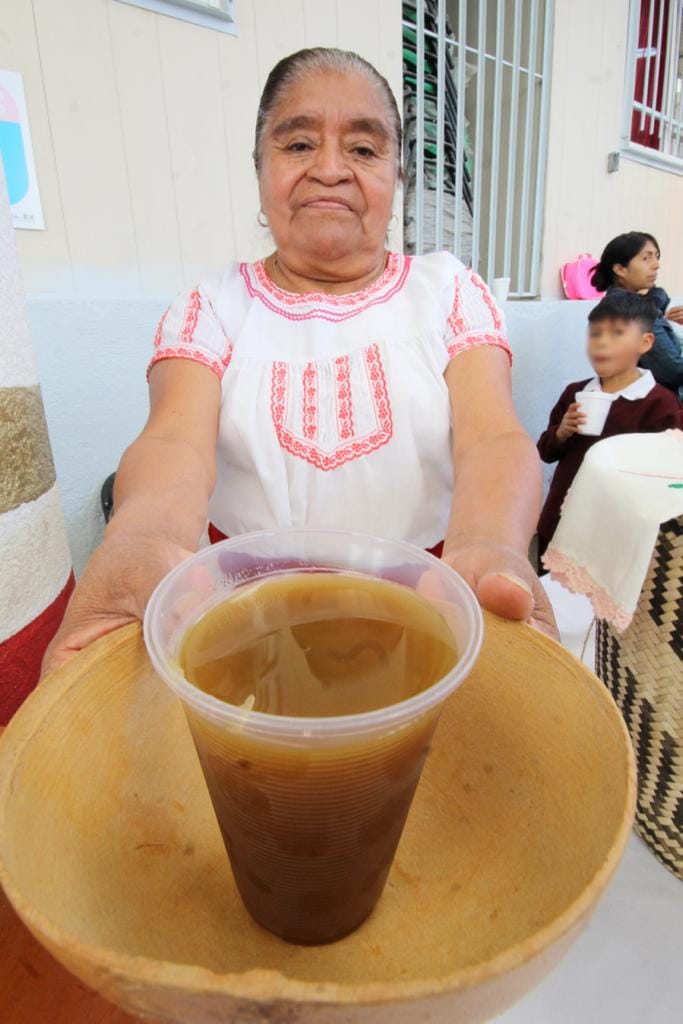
[144,529,483,945]
[575,390,613,435]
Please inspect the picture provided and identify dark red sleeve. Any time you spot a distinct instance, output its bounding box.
[537,383,583,463]
[638,387,683,432]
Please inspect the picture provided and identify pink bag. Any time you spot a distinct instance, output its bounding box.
[560,254,605,299]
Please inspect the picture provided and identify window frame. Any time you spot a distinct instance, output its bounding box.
[621,0,683,176]
[113,0,237,36]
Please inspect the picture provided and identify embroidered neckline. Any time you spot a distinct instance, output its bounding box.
[240,253,411,322]
[253,252,402,304]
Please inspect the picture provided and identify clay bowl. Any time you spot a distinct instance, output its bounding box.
[0,615,635,1024]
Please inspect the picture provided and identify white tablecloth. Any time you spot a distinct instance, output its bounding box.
[543,430,683,631]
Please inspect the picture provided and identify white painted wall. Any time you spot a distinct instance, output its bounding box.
[6,0,682,302]
[8,0,682,574]
[541,0,683,298]
[2,0,403,296]
[28,297,153,573]
[28,294,635,575]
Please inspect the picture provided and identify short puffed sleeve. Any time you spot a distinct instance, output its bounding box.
[147,281,233,381]
[443,263,512,364]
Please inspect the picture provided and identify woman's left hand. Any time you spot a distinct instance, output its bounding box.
[666,305,683,324]
[442,540,559,639]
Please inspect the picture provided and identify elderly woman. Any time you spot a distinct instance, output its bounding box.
[45,48,554,671]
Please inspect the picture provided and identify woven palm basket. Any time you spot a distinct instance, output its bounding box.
[595,516,682,879]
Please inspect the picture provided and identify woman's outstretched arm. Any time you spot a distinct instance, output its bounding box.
[442,346,557,637]
[42,359,221,675]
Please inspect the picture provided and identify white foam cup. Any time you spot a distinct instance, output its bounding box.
[574,390,612,436]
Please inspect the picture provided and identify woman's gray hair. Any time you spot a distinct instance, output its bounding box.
[253,48,402,175]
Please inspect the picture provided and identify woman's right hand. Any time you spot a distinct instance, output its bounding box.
[556,402,586,442]
[41,530,193,678]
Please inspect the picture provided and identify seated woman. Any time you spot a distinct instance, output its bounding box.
[591,232,683,401]
[44,47,554,673]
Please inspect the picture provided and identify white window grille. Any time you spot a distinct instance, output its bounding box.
[622,0,683,174]
[114,0,237,35]
[402,0,554,298]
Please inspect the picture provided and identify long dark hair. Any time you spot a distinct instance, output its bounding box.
[590,231,660,291]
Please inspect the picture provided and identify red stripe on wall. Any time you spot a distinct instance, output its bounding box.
[0,572,75,726]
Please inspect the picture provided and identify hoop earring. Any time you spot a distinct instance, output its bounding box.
[257,210,269,228]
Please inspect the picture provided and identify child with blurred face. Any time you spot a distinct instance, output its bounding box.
[536,291,681,563]
[591,231,683,399]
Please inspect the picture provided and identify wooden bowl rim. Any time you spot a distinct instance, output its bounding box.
[0,620,636,1007]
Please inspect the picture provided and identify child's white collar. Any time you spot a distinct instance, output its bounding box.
[584,368,656,401]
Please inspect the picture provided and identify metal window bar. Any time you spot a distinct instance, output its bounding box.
[435,1,447,249]
[661,2,679,152]
[648,0,667,134]
[470,0,486,273]
[639,0,657,133]
[402,0,554,299]
[529,0,554,297]
[486,2,505,287]
[633,100,683,127]
[624,0,683,165]
[415,1,426,254]
[503,2,522,280]
[668,2,683,155]
[516,0,539,297]
[453,0,467,259]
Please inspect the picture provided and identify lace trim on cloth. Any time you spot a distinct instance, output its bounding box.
[543,546,633,632]
[447,331,512,362]
[147,347,227,381]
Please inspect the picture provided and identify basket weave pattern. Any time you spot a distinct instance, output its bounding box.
[595,516,682,879]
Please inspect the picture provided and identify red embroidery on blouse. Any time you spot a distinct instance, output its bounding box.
[364,343,393,440]
[469,270,504,331]
[153,308,169,348]
[146,347,224,381]
[270,345,393,470]
[203,294,234,369]
[240,255,411,323]
[335,355,354,440]
[180,289,201,345]
[447,331,512,364]
[447,275,468,337]
[302,362,318,441]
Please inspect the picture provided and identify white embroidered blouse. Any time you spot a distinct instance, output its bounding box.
[148,251,511,548]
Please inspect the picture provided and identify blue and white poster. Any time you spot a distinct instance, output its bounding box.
[0,70,44,230]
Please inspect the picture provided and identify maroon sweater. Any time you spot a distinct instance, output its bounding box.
[537,377,681,553]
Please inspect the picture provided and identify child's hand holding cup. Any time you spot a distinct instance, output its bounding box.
[556,402,587,442]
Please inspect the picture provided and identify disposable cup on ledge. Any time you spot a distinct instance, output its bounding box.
[490,277,511,303]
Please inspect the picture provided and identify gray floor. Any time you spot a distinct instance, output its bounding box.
[495,578,682,1023]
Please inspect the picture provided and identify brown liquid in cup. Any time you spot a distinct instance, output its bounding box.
[180,573,458,944]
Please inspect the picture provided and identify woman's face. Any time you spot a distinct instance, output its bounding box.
[258,70,398,273]
[613,240,660,293]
